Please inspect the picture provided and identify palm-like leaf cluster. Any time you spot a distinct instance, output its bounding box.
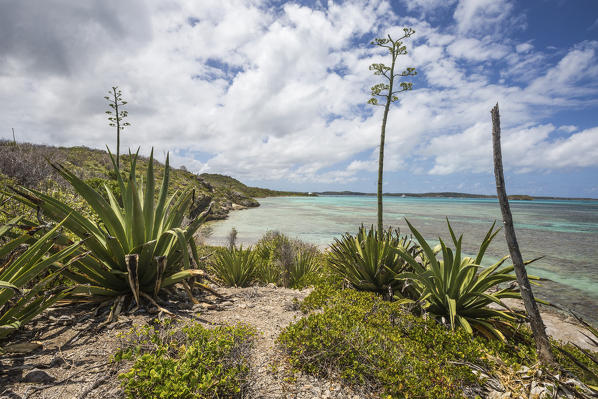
[10,149,211,302]
[328,225,419,297]
[0,216,82,339]
[396,220,531,340]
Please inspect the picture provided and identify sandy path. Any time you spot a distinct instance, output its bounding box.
[200,286,361,399]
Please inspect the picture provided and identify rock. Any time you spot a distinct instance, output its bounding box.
[3,342,43,354]
[189,193,212,219]
[517,366,530,374]
[487,391,511,399]
[23,369,55,383]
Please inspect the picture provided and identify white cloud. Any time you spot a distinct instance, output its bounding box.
[426,124,598,175]
[516,42,533,53]
[401,0,457,14]
[558,125,577,133]
[453,0,521,36]
[0,0,596,192]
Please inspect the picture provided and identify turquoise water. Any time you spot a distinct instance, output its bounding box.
[206,196,598,322]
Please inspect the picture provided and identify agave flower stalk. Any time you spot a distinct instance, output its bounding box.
[9,148,212,306]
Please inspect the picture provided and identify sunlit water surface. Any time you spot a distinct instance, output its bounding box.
[206,196,598,323]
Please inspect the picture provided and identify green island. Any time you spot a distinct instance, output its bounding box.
[1,141,597,399]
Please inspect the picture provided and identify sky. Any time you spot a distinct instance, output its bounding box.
[1,0,597,197]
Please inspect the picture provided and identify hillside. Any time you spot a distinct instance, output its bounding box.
[0,141,307,221]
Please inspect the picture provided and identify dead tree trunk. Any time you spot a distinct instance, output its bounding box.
[491,103,554,365]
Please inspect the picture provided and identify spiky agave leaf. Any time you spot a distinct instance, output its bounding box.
[0,216,84,339]
[8,148,212,301]
[395,219,535,340]
[210,246,257,287]
[328,225,419,297]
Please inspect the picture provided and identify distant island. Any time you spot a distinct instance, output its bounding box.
[316,191,596,201]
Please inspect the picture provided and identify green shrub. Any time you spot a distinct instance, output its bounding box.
[116,321,254,398]
[280,289,491,398]
[396,219,534,340]
[253,231,321,288]
[283,287,598,397]
[9,148,211,303]
[327,225,419,298]
[211,246,258,287]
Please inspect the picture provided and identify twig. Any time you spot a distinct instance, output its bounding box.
[77,374,110,399]
[140,291,174,316]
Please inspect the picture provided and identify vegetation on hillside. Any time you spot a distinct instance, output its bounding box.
[0,141,308,224]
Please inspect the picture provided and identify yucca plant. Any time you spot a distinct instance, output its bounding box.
[395,219,535,340]
[328,225,419,298]
[9,148,211,307]
[0,216,83,339]
[210,246,257,287]
[288,250,320,289]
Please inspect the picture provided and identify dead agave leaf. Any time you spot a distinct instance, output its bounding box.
[2,341,43,354]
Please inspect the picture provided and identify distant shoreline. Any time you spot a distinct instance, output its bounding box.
[315,191,597,201]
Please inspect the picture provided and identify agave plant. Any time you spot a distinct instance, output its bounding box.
[395,219,535,340]
[210,246,257,287]
[287,250,320,289]
[9,149,211,307]
[0,216,82,339]
[328,225,419,298]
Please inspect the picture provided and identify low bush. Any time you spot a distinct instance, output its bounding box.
[281,287,598,397]
[115,321,255,399]
[253,231,321,288]
[279,288,535,398]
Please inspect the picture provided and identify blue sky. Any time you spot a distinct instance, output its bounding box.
[1,0,597,197]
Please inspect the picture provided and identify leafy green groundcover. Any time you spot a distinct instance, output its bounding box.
[280,287,598,398]
[279,287,535,399]
[115,321,254,399]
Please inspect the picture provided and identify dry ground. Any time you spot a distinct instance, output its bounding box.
[0,286,596,399]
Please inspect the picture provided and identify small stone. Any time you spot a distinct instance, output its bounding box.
[23,369,55,383]
[517,366,530,374]
[535,369,542,378]
[487,390,511,399]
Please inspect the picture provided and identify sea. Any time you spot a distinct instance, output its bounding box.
[205,195,598,323]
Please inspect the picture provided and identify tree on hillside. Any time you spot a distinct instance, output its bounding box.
[491,103,555,365]
[369,29,417,236]
[105,86,131,170]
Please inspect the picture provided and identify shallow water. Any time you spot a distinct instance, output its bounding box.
[206,196,598,323]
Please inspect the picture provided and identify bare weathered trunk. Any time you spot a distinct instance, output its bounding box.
[491,103,554,365]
